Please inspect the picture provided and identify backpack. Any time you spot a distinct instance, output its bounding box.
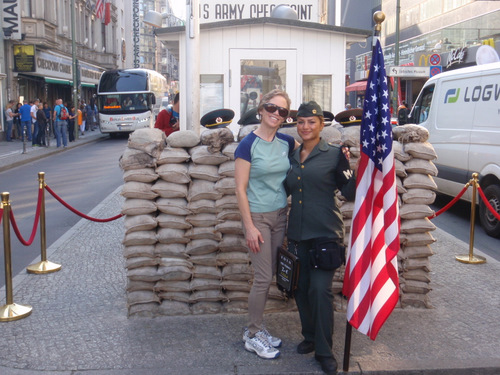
[59,105,69,120]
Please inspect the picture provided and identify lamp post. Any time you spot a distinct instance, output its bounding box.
[392,0,401,115]
[71,0,79,139]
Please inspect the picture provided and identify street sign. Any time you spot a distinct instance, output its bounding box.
[429,54,441,66]
[430,66,443,77]
[387,66,430,78]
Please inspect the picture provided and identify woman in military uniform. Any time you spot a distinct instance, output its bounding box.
[286,101,356,374]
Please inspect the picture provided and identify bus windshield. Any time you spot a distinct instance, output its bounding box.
[98,93,151,114]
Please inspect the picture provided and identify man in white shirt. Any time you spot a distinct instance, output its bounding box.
[31,98,40,146]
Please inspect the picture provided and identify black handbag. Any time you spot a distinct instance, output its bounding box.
[309,237,345,271]
[276,247,300,297]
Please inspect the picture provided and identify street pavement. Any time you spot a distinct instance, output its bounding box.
[1,134,500,375]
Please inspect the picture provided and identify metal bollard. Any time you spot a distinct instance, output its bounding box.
[26,173,62,274]
[456,173,487,264]
[0,192,33,321]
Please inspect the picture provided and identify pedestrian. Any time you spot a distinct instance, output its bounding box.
[285,101,356,375]
[36,103,48,146]
[4,100,17,142]
[43,102,53,137]
[78,104,85,136]
[86,98,97,131]
[19,100,33,142]
[53,98,69,148]
[14,102,22,139]
[68,105,76,142]
[31,98,41,146]
[154,92,179,136]
[234,89,299,360]
[397,101,409,125]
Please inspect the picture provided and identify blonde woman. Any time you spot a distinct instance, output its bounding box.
[235,89,299,359]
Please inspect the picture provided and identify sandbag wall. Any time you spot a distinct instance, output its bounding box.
[120,124,438,317]
[120,128,295,317]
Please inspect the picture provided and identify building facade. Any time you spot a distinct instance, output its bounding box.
[338,0,500,112]
[1,1,124,110]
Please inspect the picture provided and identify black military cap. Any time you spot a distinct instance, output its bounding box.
[334,108,363,127]
[323,110,335,122]
[237,108,260,125]
[200,108,235,129]
[297,101,324,118]
[281,109,298,128]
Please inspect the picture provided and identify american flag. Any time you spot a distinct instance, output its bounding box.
[342,39,400,341]
[95,0,104,20]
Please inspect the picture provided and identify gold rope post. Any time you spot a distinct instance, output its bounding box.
[456,173,486,264]
[27,172,62,274]
[0,192,33,321]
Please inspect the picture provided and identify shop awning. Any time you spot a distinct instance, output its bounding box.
[45,77,72,85]
[345,80,367,92]
[44,78,96,88]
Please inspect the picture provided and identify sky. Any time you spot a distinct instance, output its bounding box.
[170,1,186,21]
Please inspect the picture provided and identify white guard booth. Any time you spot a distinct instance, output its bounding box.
[155,17,369,134]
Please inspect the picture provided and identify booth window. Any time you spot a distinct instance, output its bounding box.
[240,60,286,115]
[302,75,332,112]
[200,74,224,116]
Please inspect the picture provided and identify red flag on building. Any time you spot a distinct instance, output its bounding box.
[342,38,400,341]
[95,0,104,20]
[105,2,111,25]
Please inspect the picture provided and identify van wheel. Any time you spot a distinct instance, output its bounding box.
[479,184,500,238]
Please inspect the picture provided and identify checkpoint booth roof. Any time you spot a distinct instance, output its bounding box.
[154,17,370,134]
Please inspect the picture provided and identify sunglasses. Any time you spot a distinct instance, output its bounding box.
[263,103,289,118]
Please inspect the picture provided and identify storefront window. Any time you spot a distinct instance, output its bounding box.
[302,75,332,112]
[200,74,224,116]
[240,60,286,115]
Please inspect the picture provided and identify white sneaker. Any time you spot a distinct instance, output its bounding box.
[244,334,280,359]
[243,328,282,348]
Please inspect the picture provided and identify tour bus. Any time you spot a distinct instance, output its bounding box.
[97,69,167,135]
[408,61,500,237]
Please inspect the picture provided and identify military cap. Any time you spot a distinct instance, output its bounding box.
[200,108,235,129]
[297,101,324,118]
[237,108,260,125]
[323,110,335,122]
[334,108,363,127]
[281,109,298,128]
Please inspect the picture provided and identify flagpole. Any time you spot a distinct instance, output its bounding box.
[342,11,386,373]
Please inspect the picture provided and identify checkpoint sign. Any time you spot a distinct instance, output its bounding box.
[430,66,443,77]
[429,53,441,66]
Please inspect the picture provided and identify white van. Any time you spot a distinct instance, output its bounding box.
[408,62,500,237]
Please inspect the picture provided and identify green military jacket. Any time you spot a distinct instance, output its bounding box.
[286,138,356,242]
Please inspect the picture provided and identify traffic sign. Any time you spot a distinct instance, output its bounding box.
[429,54,441,66]
[430,66,442,77]
[387,66,430,77]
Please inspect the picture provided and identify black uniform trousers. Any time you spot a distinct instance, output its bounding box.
[289,239,335,358]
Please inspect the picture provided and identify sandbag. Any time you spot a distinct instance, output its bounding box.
[167,130,200,148]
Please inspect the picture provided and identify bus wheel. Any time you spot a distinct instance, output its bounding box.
[479,184,500,238]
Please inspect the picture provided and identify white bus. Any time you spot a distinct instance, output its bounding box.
[97,69,167,135]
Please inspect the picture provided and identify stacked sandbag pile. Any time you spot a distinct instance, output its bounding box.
[121,128,294,316]
[334,123,437,310]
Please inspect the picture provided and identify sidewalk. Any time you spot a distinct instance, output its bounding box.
[0,131,108,173]
[1,138,500,374]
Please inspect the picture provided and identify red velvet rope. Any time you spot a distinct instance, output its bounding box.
[10,187,43,246]
[477,185,500,221]
[427,183,470,220]
[0,207,3,225]
[45,184,123,222]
